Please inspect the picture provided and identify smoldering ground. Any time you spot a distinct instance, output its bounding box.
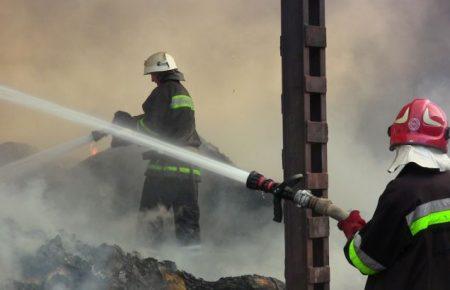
[0,142,283,288]
[1,0,450,289]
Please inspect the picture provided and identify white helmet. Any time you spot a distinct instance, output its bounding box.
[144,52,178,75]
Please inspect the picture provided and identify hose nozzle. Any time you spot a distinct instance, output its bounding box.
[246,171,303,222]
[246,171,278,193]
[246,171,350,222]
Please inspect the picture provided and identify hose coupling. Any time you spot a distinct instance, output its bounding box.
[293,189,313,208]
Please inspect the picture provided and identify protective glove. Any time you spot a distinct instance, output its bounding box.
[112,111,136,128]
[91,130,108,142]
[110,110,136,148]
[337,210,366,240]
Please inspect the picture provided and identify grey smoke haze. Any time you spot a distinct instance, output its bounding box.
[0,144,284,288]
[1,0,450,289]
[0,0,281,178]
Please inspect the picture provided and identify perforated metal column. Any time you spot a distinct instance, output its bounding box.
[281,0,329,289]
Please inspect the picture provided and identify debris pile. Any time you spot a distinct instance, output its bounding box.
[6,235,284,290]
[0,141,283,289]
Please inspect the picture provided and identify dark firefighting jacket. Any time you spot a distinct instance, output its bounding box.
[137,70,201,178]
[344,163,450,290]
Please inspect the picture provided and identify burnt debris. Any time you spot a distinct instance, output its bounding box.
[5,235,284,290]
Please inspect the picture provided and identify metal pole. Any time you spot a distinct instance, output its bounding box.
[281,0,329,289]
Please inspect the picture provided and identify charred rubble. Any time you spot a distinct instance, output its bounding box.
[0,140,283,290]
[4,235,284,290]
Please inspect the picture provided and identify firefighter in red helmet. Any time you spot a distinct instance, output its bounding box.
[338,98,450,290]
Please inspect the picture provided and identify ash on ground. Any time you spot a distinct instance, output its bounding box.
[5,235,284,290]
[0,140,284,289]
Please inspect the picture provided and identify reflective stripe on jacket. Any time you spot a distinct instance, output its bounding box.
[136,71,201,177]
[147,163,201,176]
[136,70,201,148]
[344,163,450,290]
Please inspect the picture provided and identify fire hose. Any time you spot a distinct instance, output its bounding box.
[90,112,349,223]
[246,171,350,222]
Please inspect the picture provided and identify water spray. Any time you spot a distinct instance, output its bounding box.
[0,85,249,183]
[0,85,349,221]
[0,135,94,182]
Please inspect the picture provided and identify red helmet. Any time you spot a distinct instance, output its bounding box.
[388,98,449,153]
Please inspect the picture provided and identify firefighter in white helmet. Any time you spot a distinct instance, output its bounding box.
[143,52,178,75]
[139,52,201,246]
[94,52,202,246]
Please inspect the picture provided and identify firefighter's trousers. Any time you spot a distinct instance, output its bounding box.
[139,175,200,246]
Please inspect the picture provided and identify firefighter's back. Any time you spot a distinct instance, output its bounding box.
[366,164,450,290]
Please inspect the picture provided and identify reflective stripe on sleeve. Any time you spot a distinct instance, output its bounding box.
[348,233,386,275]
[406,198,450,235]
[137,117,152,135]
[170,95,195,110]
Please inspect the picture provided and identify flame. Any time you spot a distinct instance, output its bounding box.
[90,143,99,156]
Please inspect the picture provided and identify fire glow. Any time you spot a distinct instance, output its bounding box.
[90,143,99,156]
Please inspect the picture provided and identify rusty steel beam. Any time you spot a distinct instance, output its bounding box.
[281,0,329,289]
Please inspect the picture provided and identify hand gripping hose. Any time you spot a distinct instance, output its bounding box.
[246,171,350,222]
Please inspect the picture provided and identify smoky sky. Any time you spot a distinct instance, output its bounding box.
[327,0,450,158]
[1,0,449,178]
[0,0,283,177]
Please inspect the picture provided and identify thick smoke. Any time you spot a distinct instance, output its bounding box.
[0,143,283,287]
[1,0,450,289]
[0,0,281,178]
